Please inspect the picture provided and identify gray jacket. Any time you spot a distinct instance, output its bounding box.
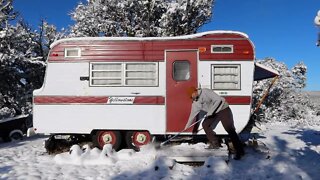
[185,88,227,129]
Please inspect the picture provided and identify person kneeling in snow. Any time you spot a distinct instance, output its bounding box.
[185,87,245,160]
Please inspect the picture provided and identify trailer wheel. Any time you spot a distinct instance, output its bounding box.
[93,131,122,151]
[9,130,23,141]
[125,131,152,151]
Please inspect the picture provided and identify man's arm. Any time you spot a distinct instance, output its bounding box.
[205,89,225,116]
[185,102,201,129]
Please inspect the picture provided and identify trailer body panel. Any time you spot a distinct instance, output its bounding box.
[33,31,261,136]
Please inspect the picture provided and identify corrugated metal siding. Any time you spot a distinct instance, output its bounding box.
[48,33,254,62]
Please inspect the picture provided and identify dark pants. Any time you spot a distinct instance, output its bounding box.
[202,107,244,154]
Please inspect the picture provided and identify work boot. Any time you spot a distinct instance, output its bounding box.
[206,141,222,149]
[228,131,245,160]
[233,150,245,160]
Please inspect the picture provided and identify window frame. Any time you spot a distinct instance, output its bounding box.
[211,45,234,54]
[64,48,81,58]
[211,64,241,90]
[89,62,159,87]
[172,60,191,81]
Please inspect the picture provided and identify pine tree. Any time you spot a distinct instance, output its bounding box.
[0,0,20,118]
[70,0,214,37]
[0,0,63,119]
[0,19,46,118]
[252,58,315,125]
[160,0,213,36]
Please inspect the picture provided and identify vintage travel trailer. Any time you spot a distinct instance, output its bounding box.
[32,31,279,150]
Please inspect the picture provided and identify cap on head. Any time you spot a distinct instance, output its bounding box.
[186,86,197,98]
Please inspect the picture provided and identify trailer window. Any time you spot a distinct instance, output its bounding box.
[91,63,122,86]
[211,45,233,53]
[211,65,240,90]
[173,61,190,81]
[65,48,81,57]
[90,62,158,87]
[125,63,158,86]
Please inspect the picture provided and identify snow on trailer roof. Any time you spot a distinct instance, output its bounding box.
[50,30,249,48]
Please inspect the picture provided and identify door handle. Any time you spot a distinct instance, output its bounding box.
[80,76,89,81]
[131,92,141,95]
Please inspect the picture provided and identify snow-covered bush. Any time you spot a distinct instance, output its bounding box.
[0,106,15,118]
[69,0,214,37]
[252,58,317,125]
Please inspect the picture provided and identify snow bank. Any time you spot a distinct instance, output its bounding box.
[54,144,157,166]
[1,123,320,179]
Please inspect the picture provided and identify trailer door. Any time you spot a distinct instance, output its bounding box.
[166,50,198,133]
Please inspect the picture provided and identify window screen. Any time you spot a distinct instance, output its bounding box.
[173,61,190,81]
[90,62,158,86]
[212,65,240,90]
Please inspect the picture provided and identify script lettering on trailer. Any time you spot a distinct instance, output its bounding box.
[107,97,135,104]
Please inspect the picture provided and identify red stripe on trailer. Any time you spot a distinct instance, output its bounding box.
[34,96,165,105]
[134,96,165,105]
[34,96,108,104]
[224,96,251,105]
[34,96,250,105]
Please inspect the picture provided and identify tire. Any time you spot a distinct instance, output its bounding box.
[125,131,152,151]
[45,136,57,154]
[93,130,122,151]
[9,130,23,141]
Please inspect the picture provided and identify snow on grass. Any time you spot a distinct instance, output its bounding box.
[0,122,320,179]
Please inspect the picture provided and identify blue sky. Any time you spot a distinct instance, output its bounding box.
[13,0,320,90]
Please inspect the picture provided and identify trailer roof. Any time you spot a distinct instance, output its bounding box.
[50,30,249,48]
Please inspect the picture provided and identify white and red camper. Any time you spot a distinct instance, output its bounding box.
[32,31,278,150]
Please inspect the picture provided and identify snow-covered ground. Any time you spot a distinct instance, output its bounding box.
[1,122,320,180]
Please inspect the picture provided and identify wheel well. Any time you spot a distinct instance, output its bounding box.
[90,129,151,136]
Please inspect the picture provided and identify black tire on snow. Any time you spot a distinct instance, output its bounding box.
[9,131,23,141]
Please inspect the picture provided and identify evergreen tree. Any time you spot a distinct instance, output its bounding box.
[0,0,63,119]
[0,20,45,118]
[252,58,315,125]
[160,0,213,36]
[70,0,214,37]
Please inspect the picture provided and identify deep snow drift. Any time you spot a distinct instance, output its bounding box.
[0,122,320,180]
